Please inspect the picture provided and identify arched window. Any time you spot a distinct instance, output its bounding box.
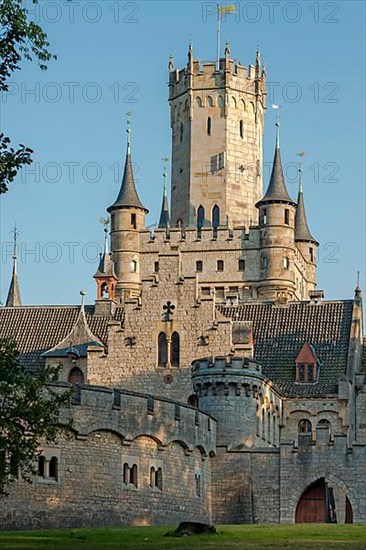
[123,463,129,484]
[156,467,163,490]
[188,394,198,408]
[218,95,224,108]
[240,99,246,111]
[207,117,211,136]
[180,122,183,142]
[197,205,205,229]
[171,332,180,367]
[68,367,84,386]
[184,99,189,111]
[196,97,202,107]
[298,419,312,434]
[240,120,244,138]
[130,464,138,487]
[38,456,45,477]
[49,456,58,480]
[101,282,108,299]
[158,332,167,368]
[212,204,220,229]
[207,96,213,107]
[231,96,237,108]
[195,473,201,497]
[150,466,155,487]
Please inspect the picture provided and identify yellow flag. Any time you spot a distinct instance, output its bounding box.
[219,5,236,15]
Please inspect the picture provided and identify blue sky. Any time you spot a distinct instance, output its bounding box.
[0,0,365,305]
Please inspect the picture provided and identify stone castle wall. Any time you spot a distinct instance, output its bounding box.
[0,384,216,531]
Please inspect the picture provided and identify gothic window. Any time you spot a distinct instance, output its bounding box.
[197,205,205,229]
[284,208,290,225]
[68,367,84,386]
[131,213,136,228]
[196,96,202,107]
[188,394,198,408]
[207,96,213,107]
[212,205,220,229]
[154,261,159,273]
[150,466,155,487]
[298,419,312,434]
[231,96,237,108]
[156,467,163,490]
[240,99,246,111]
[38,456,46,477]
[49,457,58,480]
[238,259,245,271]
[180,122,183,142]
[196,260,203,272]
[217,260,224,272]
[207,117,211,136]
[158,332,167,367]
[130,464,138,487]
[240,120,244,138]
[171,332,180,367]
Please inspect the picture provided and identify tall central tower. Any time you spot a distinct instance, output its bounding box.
[169,44,266,229]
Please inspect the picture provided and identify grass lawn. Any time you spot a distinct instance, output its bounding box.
[0,524,365,550]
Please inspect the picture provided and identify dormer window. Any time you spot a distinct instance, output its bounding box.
[295,342,320,384]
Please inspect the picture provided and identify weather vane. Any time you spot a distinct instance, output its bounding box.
[99,216,110,234]
[9,223,20,259]
[126,111,132,150]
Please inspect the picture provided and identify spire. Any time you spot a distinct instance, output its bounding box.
[6,224,22,307]
[107,112,148,213]
[295,157,318,244]
[256,120,296,207]
[94,218,117,278]
[169,51,174,72]
[158,157,170,228]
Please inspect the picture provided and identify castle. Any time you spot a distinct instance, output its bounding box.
[1,43,365,530]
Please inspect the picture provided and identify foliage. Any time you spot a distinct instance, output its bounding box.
[0,0,56,193]
[0,338,70,497]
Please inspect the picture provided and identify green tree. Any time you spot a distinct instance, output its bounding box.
[0,338,70,497]
[0,0,56,193]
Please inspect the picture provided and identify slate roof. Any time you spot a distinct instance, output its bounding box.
[295,190,318,244]
[218,300,354,396]
[158,192,170,229]
[256,147,296,207]
[0,306,124,370]
[107,148,147,212]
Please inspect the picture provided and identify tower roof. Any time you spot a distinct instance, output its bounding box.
[256,123,296,208]
[158,158,170,228]
[295,168,318,244]
[107,146,147,213]
[94,226,117,279]
[5,225,22,307]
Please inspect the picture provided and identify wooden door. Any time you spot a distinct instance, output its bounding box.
[345,497,353,524]
[295,479,326,523]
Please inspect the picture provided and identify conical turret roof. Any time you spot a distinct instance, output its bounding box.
[256,147,296,207]
[107,146,147,213]
[295,185,318,244]
[6,265,22,307]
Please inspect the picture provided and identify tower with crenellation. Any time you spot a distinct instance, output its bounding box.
[168,44,266,230]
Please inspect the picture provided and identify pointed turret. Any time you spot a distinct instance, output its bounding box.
[94,219,117,301]
[256,122,296,208]
[107,147,147,214]
[6,224,22,307]
[295,167,318,245]
[158,157,170,229]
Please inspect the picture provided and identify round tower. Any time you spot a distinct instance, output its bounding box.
[255,123,297,303]
[191,356,281,449]
[107,118,148,300]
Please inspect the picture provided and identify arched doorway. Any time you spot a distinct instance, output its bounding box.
[295,479,326,523]
[345,497,353,523]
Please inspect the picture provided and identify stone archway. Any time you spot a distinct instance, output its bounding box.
[295,478,327,523]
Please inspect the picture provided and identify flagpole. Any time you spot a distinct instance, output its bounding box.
[217,4,220,71]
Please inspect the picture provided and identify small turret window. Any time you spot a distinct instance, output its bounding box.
[131,213,136,228]
[261,255,268,269]
[310,247,314,262]
[239,120,244,139]
[180,122,183,142]
[262,209,267,224]
[238,259,245,271]
[284,257,290,269]
[131,260,138,273]
[207,117,211,136]
[284,209,290,225]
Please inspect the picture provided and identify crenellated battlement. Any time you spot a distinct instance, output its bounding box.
[55,382,217,455]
